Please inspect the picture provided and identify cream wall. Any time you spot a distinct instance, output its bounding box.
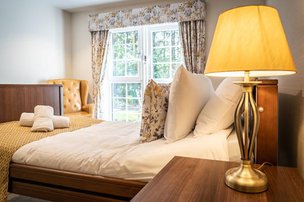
[0,0,72,84]
[71,12,92,90]
[266,0,304,178]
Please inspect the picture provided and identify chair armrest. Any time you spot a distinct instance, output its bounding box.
[82,103,95,115]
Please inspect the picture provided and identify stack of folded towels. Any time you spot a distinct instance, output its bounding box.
[19,105,70,132]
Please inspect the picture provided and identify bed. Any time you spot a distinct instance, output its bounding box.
[0,81,278,201]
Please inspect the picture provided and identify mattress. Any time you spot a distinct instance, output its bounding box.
[12,122,238,181]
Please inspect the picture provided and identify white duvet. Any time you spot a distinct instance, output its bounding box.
[12,122,232,181]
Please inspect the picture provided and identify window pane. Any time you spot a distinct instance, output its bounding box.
[113,45,125,59]
[153,31,164,47]
[153,64,170,79]
[112,83,141,122]
[113,83,126,97]
[127,113,140,122]
[172,63,181,77]
[113,111,127,122]
[164,31,171,46]
[113,98,126,110]
[112,32,125,45]
[172,47,182,62]
[127,99,141,111]
[127,83,141,98]
[171,30,180,46]
[126,31,138,44]
[126,61,138,76]
[153,48,170,63]
[126,44,138,59]
[113,61,125,76]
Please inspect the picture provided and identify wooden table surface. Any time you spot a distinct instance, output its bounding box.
[132,156,304,202]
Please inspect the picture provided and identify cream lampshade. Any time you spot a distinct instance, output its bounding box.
[205,5,296,77]
[205,6,296,193]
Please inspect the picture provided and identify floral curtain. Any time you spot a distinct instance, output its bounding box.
[89,0,206,31]
[179,20,206,73]
[91,30,109,118]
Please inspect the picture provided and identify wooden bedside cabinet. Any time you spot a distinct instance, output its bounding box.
[131,156,304,202]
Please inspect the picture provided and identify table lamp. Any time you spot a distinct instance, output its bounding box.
[205,6,296,193]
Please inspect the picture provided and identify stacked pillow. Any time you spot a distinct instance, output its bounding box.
[193,78,242,136]
[164,65,214,142]
[139,64,242,143]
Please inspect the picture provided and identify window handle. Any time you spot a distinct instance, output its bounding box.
[144,55,147,62]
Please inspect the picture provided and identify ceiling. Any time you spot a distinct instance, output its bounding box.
[45,0,182,13]
[46,0,121,9]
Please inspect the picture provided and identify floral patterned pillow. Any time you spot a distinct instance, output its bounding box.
[140,80,170,143]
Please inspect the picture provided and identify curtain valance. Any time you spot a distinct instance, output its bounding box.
[88,0,206,31]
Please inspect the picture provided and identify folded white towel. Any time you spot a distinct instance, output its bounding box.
[20,113,70,129]
[34,105,54,119]
[32,105,54,132]
[19,113,34,127]
[31,117,54,132]
[52,116,70,128]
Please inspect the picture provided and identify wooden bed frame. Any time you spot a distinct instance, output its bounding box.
[0,81,278,201]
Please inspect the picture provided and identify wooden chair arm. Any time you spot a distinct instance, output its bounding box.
[82,104,95,115]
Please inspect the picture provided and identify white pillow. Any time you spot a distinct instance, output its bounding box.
[194,78,242,136]
[164,65,214,142]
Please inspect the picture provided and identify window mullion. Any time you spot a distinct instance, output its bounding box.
[142,26,148,89]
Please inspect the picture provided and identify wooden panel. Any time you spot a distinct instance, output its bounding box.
[10,181,124,202]
[132,157,304,202]
[9,163,145,200]
[0,84,63,123]
[256,80,278,165]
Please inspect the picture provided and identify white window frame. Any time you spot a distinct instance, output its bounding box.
[105,23,182,122]
[147,23,183,84]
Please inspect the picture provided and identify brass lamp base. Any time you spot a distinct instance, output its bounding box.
[225,160,268,193]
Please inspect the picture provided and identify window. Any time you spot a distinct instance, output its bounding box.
[150,28,182,82]
[105,23,183,122]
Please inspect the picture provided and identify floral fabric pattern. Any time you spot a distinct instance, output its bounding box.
[89,0,206,31]
[91,30,109,118]
[179,20,206,73]
[140,80,170,143]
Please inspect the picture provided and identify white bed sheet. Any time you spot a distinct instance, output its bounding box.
[12,122,234,181]
[227,130,241,162]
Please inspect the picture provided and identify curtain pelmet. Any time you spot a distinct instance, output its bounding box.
[89,0,206,31]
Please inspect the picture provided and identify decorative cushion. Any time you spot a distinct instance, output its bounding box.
[140,80,170,143]
[164,65,214,142]
[194,78,242,136]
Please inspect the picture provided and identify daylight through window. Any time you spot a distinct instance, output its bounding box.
[106,23,183,122]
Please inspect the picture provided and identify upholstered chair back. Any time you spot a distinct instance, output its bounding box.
[47,79,92,116]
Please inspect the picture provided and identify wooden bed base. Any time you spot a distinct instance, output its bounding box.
[1,80,278,201]
[9,164,145,202]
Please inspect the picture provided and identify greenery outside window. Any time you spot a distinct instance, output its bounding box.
[106,23,183,122]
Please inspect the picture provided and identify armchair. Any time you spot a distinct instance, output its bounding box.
[47,79,94,117]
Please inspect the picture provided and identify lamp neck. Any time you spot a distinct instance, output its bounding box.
[244,71,250,82]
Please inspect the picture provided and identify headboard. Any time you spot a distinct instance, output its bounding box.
[0,84,63,123]
[255,79,278,165]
